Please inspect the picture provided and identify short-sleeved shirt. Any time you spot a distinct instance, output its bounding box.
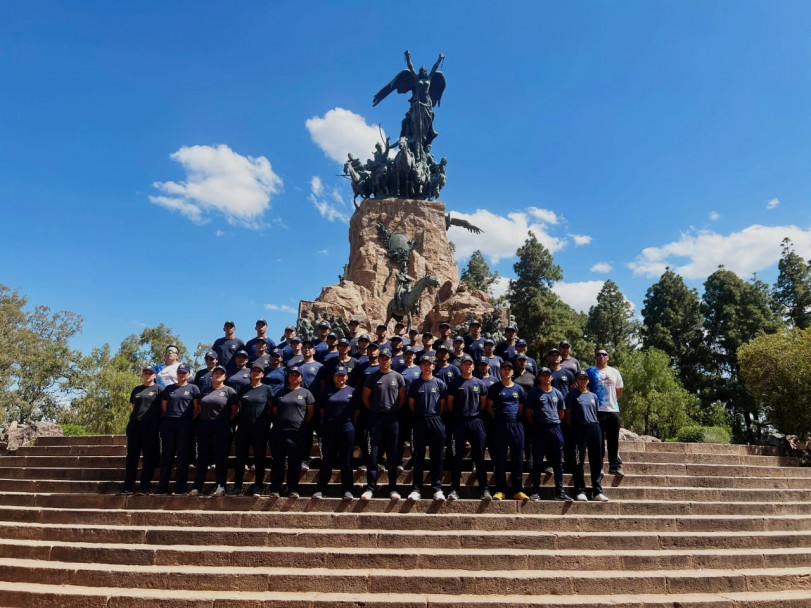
[487,382,526,422]
[494,341,517,360]
[408,376,446,417]
[238,384,274,420]
[351,361,379,388]
[212,337,245,373]
[560,356,581,375]
[447,376,486,418]
[161,383,201,420]
[154,362,179,389]
[391,354,407,372]
[319,386,356,424]
[297,360,324,397]
[485,355,503,378]
[198,385,237,421]
[312,339,330,363]
[226,369,252,392]
[245,336,276,361]
[564,389,599,425]
[433,363,460,387]
[129,385,162,422]
[587,365,624,413]
[464,336,486,362]
[364,370,405,414]
[194,368,214,393]
[512,355,538,376]
[262,366,287,394]
[527,387,564,425]
[323,356,358,386]
[551,369,575,396]
[400,365,422,387]
[273,387,315,432]
[477,374,497,392]
[514,371,536,396]
[284,354,305,369]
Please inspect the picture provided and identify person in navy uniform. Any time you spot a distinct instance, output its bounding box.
[547,347,576,472]
[392,321,409,345]
[252,339,271,368]
[278,325,298,361]
[482,338,503,377]
[313,366,357,499]
[352,334,371,362]
[449,336,467,367]
[311,321,332,362]
[436,322,454,352]
[446,355,490,501]
[155,363,200,495]
[232,361,273,496]
[284,336,305,368]
[320,332,340,364]
[268,366,315,498]
[360,348,406,501]
[407,354,447,502]
[564,370,608,502]
[559,340,581,375]
[373,323,391,351]
[398,346,421,385]
[495,325,519,360]
[297,340,324,473]
[463,320,486,362]
[190,365,237,497]
[194,350,218,393]
[511,340,538,376]
[389,335,406,370]
[485,361,529,501]
[226,350,252,392]
[245,319,276,362]
[526,368,572,501]
[213,320,245,373]
[122,366,162,495]
[262,348,287,394]
[322,338,357,389]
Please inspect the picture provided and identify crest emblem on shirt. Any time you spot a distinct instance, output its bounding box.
[148,391,155,396]
[297,395,303,400]
[512,391,518,398]
[230,344,236,350]
[184,391,190,396]
[552,397,558,404]
[390,380,398,386]
[473,386,479,392]
[430,387,436,393]
[219,391,225,396]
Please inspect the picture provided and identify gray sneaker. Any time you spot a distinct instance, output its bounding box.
[447,490,459,501]
[529,493,541,501]
[213,485,226,497]
[188,489,201,496]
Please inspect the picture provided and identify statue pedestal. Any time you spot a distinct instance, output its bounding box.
[301,198,506,333]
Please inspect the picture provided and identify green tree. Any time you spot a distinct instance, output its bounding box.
[641,267,708,394]
[702,268,781,442]
[460,250,500,295]
[738,327,811,438]
[584,280,639,360]
[772,238,811,330]
[117,323,190,374]
[619,348,700,439]
[0,285,83,424]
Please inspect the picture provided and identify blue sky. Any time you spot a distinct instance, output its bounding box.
[2,1,811,356]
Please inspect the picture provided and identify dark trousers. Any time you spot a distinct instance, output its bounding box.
[158,418,193,493]
[573,422,603,495]
[124,419,160,492]
[366,412,400,493]
[411,415,445,493]
[193,418,230,490]
[269,427,306,493]
[397,407,412,465]
[354,409,369,466]
[531,423,565,493]
[317,419,355,494]
[598,411,623,469]
[561,420,576,472]
[451,417,488,491]
[234,417,269,489]
[492,420,524,494]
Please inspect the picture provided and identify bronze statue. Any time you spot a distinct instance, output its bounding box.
[385,274,440,329]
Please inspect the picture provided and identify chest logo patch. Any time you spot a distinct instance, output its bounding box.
[219,391,225,396]
[183,391,190,396]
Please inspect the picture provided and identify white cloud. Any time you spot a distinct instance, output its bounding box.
[317,249,329,255]
[709,211,720,221]
[309,176,351,223]
[305,107,384,164]
[215,230,225,237]
[570,234,592,246]
[264,304,297,314]
[628,224,811,279]
[149,144,282,228]
[491,276,511,299]
[449,207,565,264]
[590,262,613,273]
[552,281,605,313]
[767,197,780,210]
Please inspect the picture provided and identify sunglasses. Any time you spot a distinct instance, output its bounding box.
[596,353,609,357]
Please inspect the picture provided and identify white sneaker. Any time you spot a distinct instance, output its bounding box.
[407,490,421,502]
[342,491,354,500]
[592,493,609,502]
[312,491,323,500]
[213,485,226,497]
[390,491,401,501]
[360,490,373,501]
[575,493,588,502]
[433,490,446,502]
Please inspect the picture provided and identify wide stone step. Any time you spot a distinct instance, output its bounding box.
[1,558,810,595]
[8,520,811,551]
[35,435,128,446]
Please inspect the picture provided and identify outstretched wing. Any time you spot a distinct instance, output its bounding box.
[372,69,415,107]
[429,71,446,107]
[447,215,483,234]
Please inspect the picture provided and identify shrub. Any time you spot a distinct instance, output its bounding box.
[675,425,731,444]
[61,424,92,436]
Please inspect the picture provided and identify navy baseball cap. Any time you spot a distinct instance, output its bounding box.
[478,356,489,364]
[291,336,302,343]
[327,332,339,340]
[270,348,283,357]
[484,338,495,345]
[408,328,419,335]
[403,346,416,354]
[559,340,571,347]
[500,360,514,369]
[224,320,235,326]
[539,367,553,375]
[177,363,192,374]
[288,366,302,375]
[469,320,481,326]
[205,350,218,360]
[394,321,405,327]
[576,370,589,378]
[419,354,435,364]
[439,321,451,328]
[390,335,403,343]
[256,319,267,326]
[318,321,331,329]
[435,344,449,353]
[546,348,561,356]
[349,318,361,325]
[142,366,156,374]
[235,350,249,358]
[285,325,296,332]
[251,361,266,371]
[515,353,528,360]
[459,354,474,364]
[506,325,517,331]
[358,334,371,342]
[333,366,349,375]
[301,339,314,347]
[516,339,527,346]
[453,336,465,343]
[379,348,393,358]
[212,365,227,374]
[338,338,350,346]
[366,342,380,352]
[376,323,387,330]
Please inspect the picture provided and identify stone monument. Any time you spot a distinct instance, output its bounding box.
[299,51,508,334]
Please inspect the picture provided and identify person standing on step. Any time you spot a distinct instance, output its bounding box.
[485,361,529,501]
[320,332,340,364]
[245,319,276,363]
[389,335,406,371]
[526,368,572,502]
[284,336,305,369]
[232,361,273,496]
[155,363,200,495]
[495,325,519,361]
[252,339,272,368]
[558,340,581,376]
[322,338,357,389]
[313,366,357,500]
[297,340,324,473]
[311,321,331,363]
[565,370,608,502]
[155,345,181,389]
[213,320,245,374]
[262,348,287,394]
[436,321,454,352]
[587,348,625,477]
[226,350,252,392]
[122,366,162,495]
[360,348,406,501]
[511,340,538,376]
[278,325,298,362]
[268,366,315,498]
[463,320,486,362]
[190,365,237,497]
[194,350,219,393]
[407,354,447,502]
[446,355,490,501]
[449,336,467,367]
[373,323,391,351]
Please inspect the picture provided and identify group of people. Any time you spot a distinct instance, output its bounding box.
[123,317,624,503]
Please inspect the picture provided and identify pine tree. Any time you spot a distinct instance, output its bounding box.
[584,279,638,359]
[773,238,811,330]
[460,250,500,295]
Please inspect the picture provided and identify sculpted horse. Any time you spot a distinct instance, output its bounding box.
[385,274,440,329]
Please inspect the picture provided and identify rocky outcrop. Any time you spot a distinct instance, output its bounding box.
[619,428,662,443]
[0,421,63,454]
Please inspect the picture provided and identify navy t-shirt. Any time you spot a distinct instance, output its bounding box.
[238,384,274,420]
[433,363,461,387]
[198,385,237,421]
[285,354,305,369]
[527,387,564,425]
[495,341,517,360]
[323,357,358,385]
[485,355,503,378]
[129,385,162,422]
[263,366,287,394]
[312,339,330,363]
[564,389,599,425]
[447,376,486,418]
[226,369,252,392]
[213,337,245,372]
[464,336,486,362]
[560,357,581,375]
[400,365,422,387]
[408,376,446,417]
[351,360,379,387]
[552,369,575,396]
[245,336,276,361]
[364,370,405,414]
[161,383,201,420]
[296,360,324,397]
[391,354,407,372]
[319,385,356,424]
[487,382,526,422]
[193,368,214,393]
[479,375,497,392]
[273,387,315,431]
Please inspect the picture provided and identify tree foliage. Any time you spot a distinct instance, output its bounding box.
[117,323,190,374]
[460,250,500,295]
[584,279,639,360]
[772,238,811,330]
[739,327,811,438]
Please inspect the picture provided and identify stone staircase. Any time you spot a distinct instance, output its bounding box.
[0,435,810,607]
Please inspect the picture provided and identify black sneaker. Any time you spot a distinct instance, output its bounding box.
[543,466,554,475]
[152,489,169,496]
[554,492,574,502]
[229,487,243,497]
[120,489,134,496]
[612,467,625,477]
